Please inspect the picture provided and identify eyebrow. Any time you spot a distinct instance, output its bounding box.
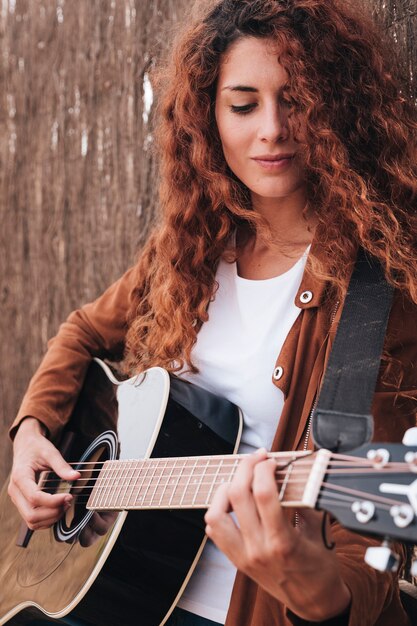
[221,85,258,92]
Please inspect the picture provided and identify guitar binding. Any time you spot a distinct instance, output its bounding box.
[54,430,118,543]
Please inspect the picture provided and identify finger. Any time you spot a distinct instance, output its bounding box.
[79,525,97,548]
[205,483,244,561]
[227,450,268,537]
[10,487,69,528]
[88,512,114,536]
[39,443,81,482]
[27,516,65,531]
[252,459,295,547]
[12,472,73,509]
[12,441,80,508]
[79,518,114,548]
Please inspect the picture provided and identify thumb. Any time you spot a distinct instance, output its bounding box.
[42,441,81,481]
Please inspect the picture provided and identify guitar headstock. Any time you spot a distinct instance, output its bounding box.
[317,439,417,545]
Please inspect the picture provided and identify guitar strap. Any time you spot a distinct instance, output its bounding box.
[312,247,395,452]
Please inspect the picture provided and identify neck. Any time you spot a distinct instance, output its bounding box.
[87,450,330,512]
[237,190,316,279]
[250,187,316,249]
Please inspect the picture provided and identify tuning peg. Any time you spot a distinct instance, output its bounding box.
[402,428,417,446]
[364,540,400,573]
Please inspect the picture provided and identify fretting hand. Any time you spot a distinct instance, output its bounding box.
[204,449,351,622]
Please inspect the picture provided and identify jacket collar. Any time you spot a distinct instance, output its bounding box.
[295,236,330,309]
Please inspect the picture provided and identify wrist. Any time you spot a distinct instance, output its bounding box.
[15,416,47,439]
[287,599,350,626]
[288,580,351,623]
[321,581,351,621]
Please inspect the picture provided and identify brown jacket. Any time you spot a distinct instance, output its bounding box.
[11,245,416,626]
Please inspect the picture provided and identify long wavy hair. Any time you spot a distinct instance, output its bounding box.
[125,0,417,375]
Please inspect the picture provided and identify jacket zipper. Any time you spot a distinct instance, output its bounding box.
[294,300,340,527]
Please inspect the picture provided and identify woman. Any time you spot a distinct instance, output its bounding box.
[8,1,417,625]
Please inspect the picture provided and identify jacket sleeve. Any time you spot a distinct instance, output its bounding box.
[10,266,139,441]
[286,531,407,626]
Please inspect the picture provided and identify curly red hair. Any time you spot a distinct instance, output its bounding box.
[125,0,417,374]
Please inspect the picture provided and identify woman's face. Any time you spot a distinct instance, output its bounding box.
[215,37,306,208]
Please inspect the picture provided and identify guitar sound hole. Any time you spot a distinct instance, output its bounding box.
[54,430,118,544]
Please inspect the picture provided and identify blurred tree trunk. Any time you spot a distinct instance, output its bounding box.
[0,0,416,486]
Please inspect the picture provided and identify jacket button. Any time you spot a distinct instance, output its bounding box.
[300,290,313,304]
[273,366,284,381]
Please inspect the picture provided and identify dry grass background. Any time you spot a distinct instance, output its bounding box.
[0,0,416,486]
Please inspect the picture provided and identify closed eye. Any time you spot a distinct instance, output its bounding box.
[230,104,257,115]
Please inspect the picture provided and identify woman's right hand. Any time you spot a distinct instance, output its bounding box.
[8,417,81,530]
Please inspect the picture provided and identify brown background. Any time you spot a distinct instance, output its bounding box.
[1,0,416,484]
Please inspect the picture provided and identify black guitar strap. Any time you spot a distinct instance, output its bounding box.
[312,247,395,452]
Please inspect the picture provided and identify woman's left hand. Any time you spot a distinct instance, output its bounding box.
[204,449,351,622]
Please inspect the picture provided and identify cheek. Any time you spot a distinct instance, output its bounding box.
[216,117,249,171]
[216,104,249,151]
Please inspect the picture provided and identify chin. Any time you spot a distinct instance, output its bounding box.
[251,186,300,201]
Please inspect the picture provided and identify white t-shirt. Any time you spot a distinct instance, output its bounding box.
[177,251,307,623]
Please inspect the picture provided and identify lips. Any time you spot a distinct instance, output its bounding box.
[252,153,295,162]
[251,153,295,171]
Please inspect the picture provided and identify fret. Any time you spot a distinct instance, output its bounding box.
[126,460,142,508]
[98,461,110,509]
[168,459,186,507]
[140,460,159,506]
[230,458,239,481]
[192,459,210,505]
[205,457,224,506]
[134,459,153,506]
[89,461,107,509]
[119,460,133,509]
[158,459,175,506]
[195,458,224,505]
[107,459,124,509]
[89,462,107,508]
[278,464,293,502]
[148,459,167,506]
[179,459,198,507]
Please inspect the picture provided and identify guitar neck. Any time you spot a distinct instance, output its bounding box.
[87,449,331,512]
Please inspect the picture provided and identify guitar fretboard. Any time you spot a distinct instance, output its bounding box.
[87,451,329,511]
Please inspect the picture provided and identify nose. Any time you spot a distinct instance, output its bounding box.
[257,103,289,143]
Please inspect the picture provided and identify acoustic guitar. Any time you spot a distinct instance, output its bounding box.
[1,358,417,625]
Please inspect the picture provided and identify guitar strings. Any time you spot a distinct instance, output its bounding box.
[38,452,415,478]
[33,450,415,514]
[58,456,412,468]
[43,486,406,518]
[38,472,410,511]
[38,462,416,489]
